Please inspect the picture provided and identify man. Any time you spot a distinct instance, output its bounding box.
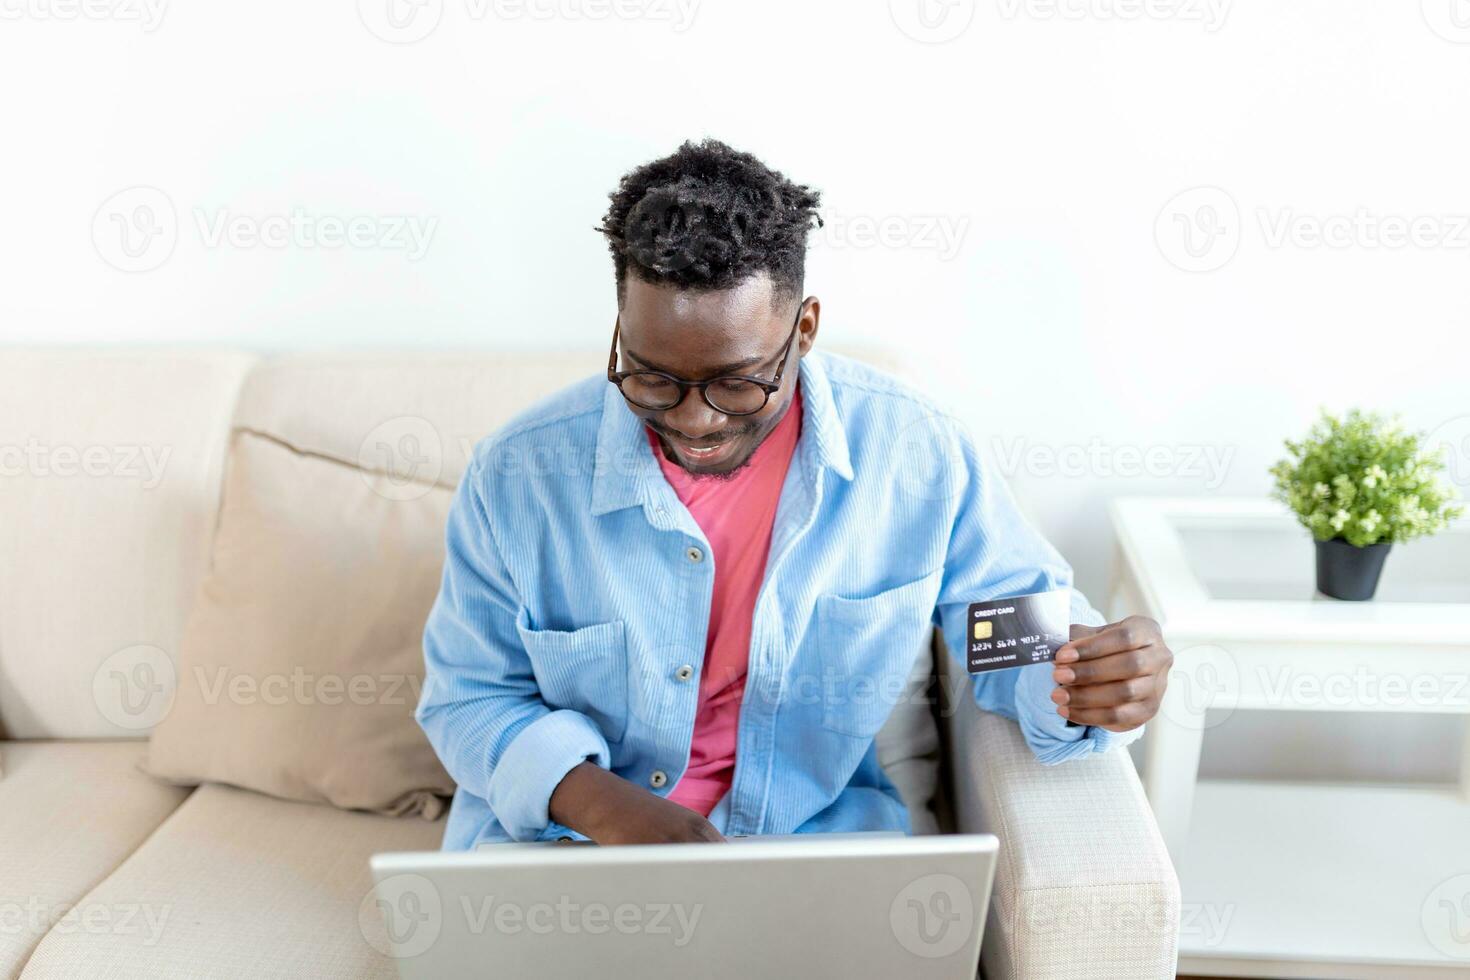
[417,139,1172,849]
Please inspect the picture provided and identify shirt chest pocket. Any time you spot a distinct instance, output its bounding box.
[811,568,944,739]
[515,614,629,745]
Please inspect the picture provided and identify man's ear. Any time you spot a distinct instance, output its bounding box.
[796,296,820,356]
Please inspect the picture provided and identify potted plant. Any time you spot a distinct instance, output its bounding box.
[1270,409,1463,600]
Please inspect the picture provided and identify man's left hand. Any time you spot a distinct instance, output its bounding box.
[1049,616,1172,732]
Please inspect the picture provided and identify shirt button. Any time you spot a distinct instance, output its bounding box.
[685,546,703,563]
[649,770,668,789]
[675,664,695,682]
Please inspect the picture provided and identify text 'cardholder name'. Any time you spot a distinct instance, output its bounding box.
[966,588,1070,674]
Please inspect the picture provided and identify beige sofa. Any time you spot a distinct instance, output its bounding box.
[0,349,1179,979]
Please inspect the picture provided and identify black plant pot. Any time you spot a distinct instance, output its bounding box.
[1314,538,1392,601]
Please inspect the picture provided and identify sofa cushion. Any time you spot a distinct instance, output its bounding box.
[0,351,256,739]
[0,741,189,980]
[20,782,444,980]
[146,431,456,816]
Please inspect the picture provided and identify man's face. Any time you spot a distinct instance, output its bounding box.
[615,273,819,478]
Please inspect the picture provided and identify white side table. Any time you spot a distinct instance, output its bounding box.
[1108,497,1470,979]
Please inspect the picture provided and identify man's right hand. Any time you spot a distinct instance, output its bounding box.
[548,761,726,845]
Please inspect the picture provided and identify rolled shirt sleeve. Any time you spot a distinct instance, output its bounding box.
[417,456,611,841]
[932,423,1144,763]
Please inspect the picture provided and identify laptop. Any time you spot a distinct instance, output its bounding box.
[368,832,998,979]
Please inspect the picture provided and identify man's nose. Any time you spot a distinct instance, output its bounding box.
[661,387,727,439]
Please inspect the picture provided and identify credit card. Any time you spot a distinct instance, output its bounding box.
[966,588,1070,674]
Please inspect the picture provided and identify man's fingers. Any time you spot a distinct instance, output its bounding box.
[1053,644,1170,686]
[1058,701,1153,730]
[1054,617,1156,663]
[1051,676,1156,709]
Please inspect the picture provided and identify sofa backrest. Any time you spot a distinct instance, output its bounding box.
[0,346,932,752]
[0,350,257,739]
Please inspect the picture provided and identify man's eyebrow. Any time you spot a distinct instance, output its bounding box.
[624,348,767,377]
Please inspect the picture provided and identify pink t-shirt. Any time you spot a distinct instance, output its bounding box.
[644,384,804,816]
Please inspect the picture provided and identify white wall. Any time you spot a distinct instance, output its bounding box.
[3,1,1467,776]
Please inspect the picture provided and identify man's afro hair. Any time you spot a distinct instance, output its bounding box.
[596,138,823,306]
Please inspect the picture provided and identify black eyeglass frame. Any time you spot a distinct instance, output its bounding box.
[606,300,805,417]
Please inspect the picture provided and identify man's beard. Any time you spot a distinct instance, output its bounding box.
[654,431,757,481]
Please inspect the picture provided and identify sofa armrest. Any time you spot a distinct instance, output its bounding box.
[938,647,1180,980]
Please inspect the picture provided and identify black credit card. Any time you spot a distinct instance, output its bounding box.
[966,588,1070,674]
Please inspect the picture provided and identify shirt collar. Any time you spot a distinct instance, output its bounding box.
[590,350,854,517]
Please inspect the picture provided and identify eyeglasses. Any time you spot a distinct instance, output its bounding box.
[607,301,804,417]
